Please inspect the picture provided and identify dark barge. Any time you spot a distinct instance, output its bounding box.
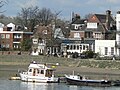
[65,74,111,87]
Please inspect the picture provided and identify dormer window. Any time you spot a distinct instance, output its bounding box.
[87,23,97,28]
[74,33,80,38]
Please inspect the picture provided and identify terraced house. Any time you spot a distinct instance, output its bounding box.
[0,23,33,50]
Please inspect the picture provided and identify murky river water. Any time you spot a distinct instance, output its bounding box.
[0,79,120,90]
[0,67,120,90]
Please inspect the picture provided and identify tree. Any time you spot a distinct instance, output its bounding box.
[20,38,32,51]
[17,6,58,32]
[0,0,8,13]
[36,8,54,26]
[84,13,93,19]
[0,14,17,24]
[17,6,39,31]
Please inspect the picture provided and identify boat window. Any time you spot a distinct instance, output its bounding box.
[37,69,39,74]
[41,70,44,74]
[29,69,32,72]
[45,70,53,77]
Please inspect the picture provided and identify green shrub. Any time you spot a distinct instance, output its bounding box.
[82,50,95,58]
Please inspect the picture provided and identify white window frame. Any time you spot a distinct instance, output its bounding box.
[6,34,10,39]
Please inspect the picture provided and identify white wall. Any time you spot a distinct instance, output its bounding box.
[95,40,116,56]
[7,23,15,31]
[0,23,4,31]
[116,14,120,31]
[116,12,120,56]
[87,23,97,28]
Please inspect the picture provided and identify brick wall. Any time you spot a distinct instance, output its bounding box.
[0,51,30,55]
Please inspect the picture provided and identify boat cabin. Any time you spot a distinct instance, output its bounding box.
[27,62,54,78]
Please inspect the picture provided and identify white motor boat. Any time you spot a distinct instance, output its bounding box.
[19,61,59,83]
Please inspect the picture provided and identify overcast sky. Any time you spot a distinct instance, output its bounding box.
[2,0,120,20]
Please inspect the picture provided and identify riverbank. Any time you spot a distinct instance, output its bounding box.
[0,55,120,80]
[0,64,120,80]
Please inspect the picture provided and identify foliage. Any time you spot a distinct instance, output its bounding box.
[20,38,32,51]
[95,56,120,60]
[17,6,39,31]
[36,8,55,26]
[82,50,95,58]
[17,6,58,32]
[72,52,79,58]
[0,14,17,24]
[84,13,93,19]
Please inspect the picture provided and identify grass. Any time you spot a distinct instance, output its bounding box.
[0,55,75,66]
[0,55,120,70]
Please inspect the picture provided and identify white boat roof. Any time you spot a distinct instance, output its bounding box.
[29,63,41,69]
[28,61,52,69]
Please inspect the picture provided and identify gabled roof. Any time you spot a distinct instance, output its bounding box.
[88,13,115,22]
[95,14,106,23]
[87,12,115,32]
[95,14,114,23]
[71,19,86,24]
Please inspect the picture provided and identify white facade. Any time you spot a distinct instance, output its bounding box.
[116,12,120,56]
[0,23,4,31]
[116,13,120,31]
[7,23,15,31]
[95,40,116,56]
[31,38,46,55]
[65,43,89,54]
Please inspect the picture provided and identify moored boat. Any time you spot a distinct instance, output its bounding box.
[65,74,111,87]
[19,61,59,83]
[9,76,21,80]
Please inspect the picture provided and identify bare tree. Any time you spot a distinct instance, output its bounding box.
[17,6,39,31]
[17,6,56,31]
[84,13,93,19]
[0,0,8,13]
[36,8,54,26]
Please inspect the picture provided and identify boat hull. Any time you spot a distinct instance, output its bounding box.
[20,73,59,83]
[65,75,111,87]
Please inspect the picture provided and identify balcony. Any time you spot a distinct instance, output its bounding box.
[13,38,21,42]
[14,35,22,39]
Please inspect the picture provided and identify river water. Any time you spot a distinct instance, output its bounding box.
[0,79,120,90]
[0,69,120,90]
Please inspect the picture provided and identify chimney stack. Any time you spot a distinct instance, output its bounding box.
[106,10,111,30]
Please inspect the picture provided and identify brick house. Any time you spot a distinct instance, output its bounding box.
[31,25,63,55]
[31,25,52,55]
[0,23,33,50]
[86,10,116,40]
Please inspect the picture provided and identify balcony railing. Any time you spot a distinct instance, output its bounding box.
[14,36,22,39]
